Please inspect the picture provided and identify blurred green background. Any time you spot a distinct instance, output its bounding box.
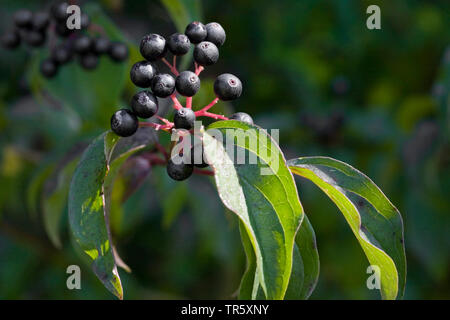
[0,0,449,299]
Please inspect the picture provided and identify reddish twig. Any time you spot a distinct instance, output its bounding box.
[170,94,183,110]
[194,168,215,176]
[194,62,204,75]
[141,152,167,166]
[197,112,229,120]
[162,58,179,76]
[195,98,227,120]
[139,121,173,132]
[186,97,192,109]
[195,97,219,114]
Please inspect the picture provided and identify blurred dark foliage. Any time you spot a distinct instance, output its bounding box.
[0,0,448,299]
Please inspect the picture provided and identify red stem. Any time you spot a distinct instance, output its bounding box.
[162,58,179,76]
[170,94,183,110]
[195,97,219,114]
[186,97,192,109]
[194,168,215,176]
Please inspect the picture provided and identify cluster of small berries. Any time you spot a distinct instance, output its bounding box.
[109,21,254,181]
[1,2,128,78]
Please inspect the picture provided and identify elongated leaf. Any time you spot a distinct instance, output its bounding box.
[239,214,319,300]
[26,162,56,220]
[68,128,156,299]
[288,156,406,300]
[202,120,304,299]
[43,158,79,248]
[285,214,320,299]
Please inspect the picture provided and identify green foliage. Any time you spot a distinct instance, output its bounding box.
[203,120,304,299]
[288,157,406,299]
[0,0,448,300]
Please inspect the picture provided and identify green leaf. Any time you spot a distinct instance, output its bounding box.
[43,158,79,248]
[285,214,320,299]
[238,214,319,300]
[202,120,304,299]
[68,128,156,299]
[287,156,406,300]
[26,162,56,220]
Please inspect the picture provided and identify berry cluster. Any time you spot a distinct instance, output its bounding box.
[1,2,128,78]
[110,21,254,181]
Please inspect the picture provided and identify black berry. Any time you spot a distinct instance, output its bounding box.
[174,107,196,130]
[51,44,73,65]
[93,37,110,55]
[214,73,242,101]
[24,30,46,47]
[79,53,99,70]
[40,59,58,78]
[151,73,175,98]
[1,31,20,49]
[131,90,159,118]
[31,12,50,31]
[166,157,193,181]
[111,109,139,137]
[74,35,92,54]
[167,33,190,56]
[109,42,129,62]
[51,2,69,22]
[140,34,166,61]
[230,112,253,125]
[193,41,219,66]
[175,71,200,97]
[130,61,157,88]
[185,21,207,44]
[14,10,33,29]
[205,22,226,47]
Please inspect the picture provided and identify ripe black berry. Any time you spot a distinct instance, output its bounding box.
[166,157,193,181]
[140,34,166,61]
[214,73,242,101]
[74,35,92,54]
[51,44,73,65]
[193,41,219,66]
[51,2,69,22]
[40,59,58,78]
[14,10,33,28]
[151,73,175,98]
[111,109,139,137]
[175,71,200,97]
[31,12,50,31]
[79,53,99,70]
[185,21,207,44]
[131,90,159,118]
[93,37,110,55]
[1,31,20,49]
[109,42,129,62]
[174,107,196,130]
[167,33,190,56]
[205,22,226,47]
[130,61,157,88]
[24,31,46,47]
[230,112,253,125]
